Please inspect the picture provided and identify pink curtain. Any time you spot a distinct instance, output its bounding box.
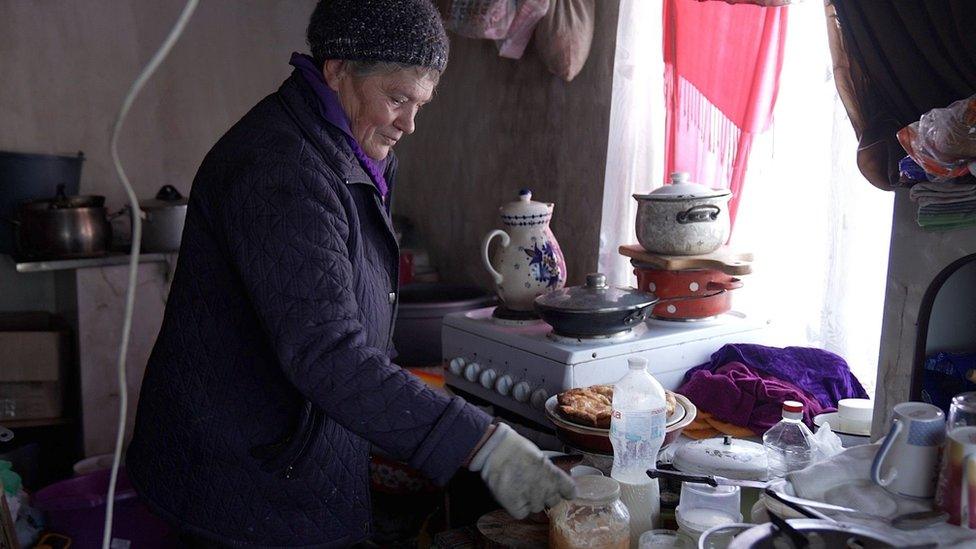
[663,0,789,228]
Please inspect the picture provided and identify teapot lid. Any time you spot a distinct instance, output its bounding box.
[499,189,553,220]
[140,185,188,210]
[634,172,731,202]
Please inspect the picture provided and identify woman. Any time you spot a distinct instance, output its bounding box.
[126,1,574,546]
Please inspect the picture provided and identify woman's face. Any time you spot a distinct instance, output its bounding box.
[324,60,437,161]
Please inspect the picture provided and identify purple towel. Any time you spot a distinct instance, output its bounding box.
[678,344,869,433]
[679,362,829,432]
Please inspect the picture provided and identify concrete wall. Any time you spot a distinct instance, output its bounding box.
[876,190,976,434]
[0,0,309,455]
[393,1,621,288]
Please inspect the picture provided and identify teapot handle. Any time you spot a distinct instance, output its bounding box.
[482,230,510,285]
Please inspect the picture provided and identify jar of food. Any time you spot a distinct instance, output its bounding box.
[549,476,630,549]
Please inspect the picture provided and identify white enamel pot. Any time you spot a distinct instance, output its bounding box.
[633,172,732,256]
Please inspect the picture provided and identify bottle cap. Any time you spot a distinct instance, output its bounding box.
[782,400,803,420]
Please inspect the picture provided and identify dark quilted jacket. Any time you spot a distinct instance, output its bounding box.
[127,71,492,547]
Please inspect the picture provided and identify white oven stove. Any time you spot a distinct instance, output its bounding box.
[443,307,771,428]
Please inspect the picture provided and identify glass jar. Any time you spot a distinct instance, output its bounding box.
[550,476,630,549]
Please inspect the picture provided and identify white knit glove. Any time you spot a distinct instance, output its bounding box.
[468,423,577,519]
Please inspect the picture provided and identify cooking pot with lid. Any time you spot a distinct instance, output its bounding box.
[137,185,188,253]
[633,172,732,256]
[533,273,657,337]
[13,184,112,259]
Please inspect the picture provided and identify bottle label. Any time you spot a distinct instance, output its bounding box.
[610,406,667,442]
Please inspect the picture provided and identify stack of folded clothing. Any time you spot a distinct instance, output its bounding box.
[677,344,868,437]
[909,170,976,230]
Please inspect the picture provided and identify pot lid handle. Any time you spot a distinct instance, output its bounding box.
[585,273,609,289]
[670,172,690,184]
[156,185,184,202]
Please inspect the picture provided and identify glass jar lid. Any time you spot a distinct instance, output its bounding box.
[534,273,657,313]
[573,475,621,504]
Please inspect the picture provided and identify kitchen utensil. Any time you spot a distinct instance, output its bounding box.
[13,184,113,259]
[676,504,741,546]
[138,184,187,252]
[631,262,742,320]
[392,283,494,366]
[677,482,741,523]
[936,425,976,527]
[700,519,911,549]
[0,150,84,254]
[871,401,945,499]
[482,189,566,312]
[813,412,871,447]
[618,244,752,276]
[672,436,768,481]
[638,529,692,549]
[647,469,769,490]
[764,488,947,530]
[837,398,874,434]
[544,393,696,455]
[949,392,976,431]
[569,465,603,477]
[533,273,658,337]
[632,172,732,256]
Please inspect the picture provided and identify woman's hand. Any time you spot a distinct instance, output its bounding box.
[468,424,577,519]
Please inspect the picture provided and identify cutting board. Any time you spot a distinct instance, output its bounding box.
[618,244,753,276]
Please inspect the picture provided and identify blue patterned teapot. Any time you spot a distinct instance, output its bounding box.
[481,190,566,312]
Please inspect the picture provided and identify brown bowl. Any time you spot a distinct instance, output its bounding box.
[544,393,698,455]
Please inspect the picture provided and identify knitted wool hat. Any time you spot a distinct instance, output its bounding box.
[307,0,449,72]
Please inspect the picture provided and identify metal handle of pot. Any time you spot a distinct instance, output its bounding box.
[707,278,743,291]
[481,229,510,285]
[655,290,727,304]
[676,204,721,224]
[646,468,719,486]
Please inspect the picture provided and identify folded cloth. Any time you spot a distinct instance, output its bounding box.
[679,362,829,433]
[684,344,868,410]
[787,444,976,547]
[682,409,755,440]
[910,180,976,207]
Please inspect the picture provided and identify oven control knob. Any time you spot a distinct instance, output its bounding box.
[479,368,497,389]
[530,388,549,410]
[463,362,482,382]
[495,375,514,396]
[448,357,466,376]
[513,381,532,403]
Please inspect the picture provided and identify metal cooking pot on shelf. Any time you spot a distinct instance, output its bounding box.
[135,185,188,253]
[633,172,732,256]
[12,184,112,260]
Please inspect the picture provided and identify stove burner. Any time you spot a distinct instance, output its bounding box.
[547,329,636,345]
[492,305,541,323]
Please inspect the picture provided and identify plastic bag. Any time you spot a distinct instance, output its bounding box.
[496,0,550,59]
[897,94,976,182]
[446,0,518,40]
[533,0,595,82]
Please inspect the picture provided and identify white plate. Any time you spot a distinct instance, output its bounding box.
[813,412,871,437]
[544,393,686,433]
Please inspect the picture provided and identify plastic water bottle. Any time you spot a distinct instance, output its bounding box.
[609,357,668,548]
[763,400,815,479]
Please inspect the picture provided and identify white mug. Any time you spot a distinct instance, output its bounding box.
[871,401,945,499]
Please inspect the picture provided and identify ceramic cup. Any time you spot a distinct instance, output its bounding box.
[936,427,976,528]
[871,401,946,499]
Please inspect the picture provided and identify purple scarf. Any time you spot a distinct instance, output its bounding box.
[289,53,389,200]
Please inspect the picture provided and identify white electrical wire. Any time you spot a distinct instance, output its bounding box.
[104,1,198,548]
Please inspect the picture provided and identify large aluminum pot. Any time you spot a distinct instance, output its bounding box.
[14,185,111,259]
[698,519,903,548]
[138,185,188,253]
[633,172,732,256]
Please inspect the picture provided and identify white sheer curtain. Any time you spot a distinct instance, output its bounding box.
[598,0,665,288]
[601,0,893,395]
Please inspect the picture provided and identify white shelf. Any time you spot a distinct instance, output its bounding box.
[15,253,170,273]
